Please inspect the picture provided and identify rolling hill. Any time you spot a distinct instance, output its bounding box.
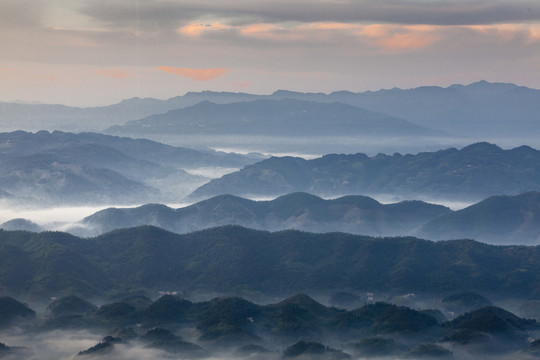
[3,81,539,140]
[189,142,540,202]
[0,131,259,205]
[0,226,539,299]
[73,192,450,237]
[106,98,440,137]
[418,192,540,245]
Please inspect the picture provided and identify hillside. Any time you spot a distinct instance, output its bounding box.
[189,143,540,201]
[272,81,540,138]
[0,131,259,205]
[3,81,539,140]
[0,91,257,132]
[1,292,537,359]
[74,192,450,237]
[106,98,440,137]
[0,226,539,299]
[418,192,540,245]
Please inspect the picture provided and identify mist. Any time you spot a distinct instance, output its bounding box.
[0,190,476,239]
[1,292,538,360]
[0,329,191,360]
[140,134,471,159]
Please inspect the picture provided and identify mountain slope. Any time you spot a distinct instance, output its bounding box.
[271,81,540,137]
[189,143,540,201]
[418,192,540,244]
[0,131,258,205]
[0,226,539,298]
[75,192,450,237]
[0,92,257,132]
[3,81,539,139]
[107,99,440,137]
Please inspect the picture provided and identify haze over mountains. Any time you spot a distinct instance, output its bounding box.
[67,192,450,238]
[418,191,540,245]
[3,81,539,140]
[0,131,260,206]
[38,191,534,245]
[2,80,540,360]
[1,290,538,360]
[106,99,440,137]
[189,142,540,202]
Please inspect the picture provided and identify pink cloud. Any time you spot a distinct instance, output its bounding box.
[178,22,232,36]
[158,66,228,81]
[465,24,540,43]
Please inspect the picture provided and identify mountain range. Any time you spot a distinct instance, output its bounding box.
[189,142,540,202]
[418,191,540,244]
[106,98,440,137]
[0,225,539,299]
[0,131,259,205]
[1,292,538,359]
[52,191,538,245]
[68,192,450,237]
[2,81,540,140]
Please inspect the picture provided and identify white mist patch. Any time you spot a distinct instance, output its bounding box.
[368,194,473,211]
[184,167,240,178]
[0,203,148,229]
[212,147,320,160]
[0,205,108,226]
[2,329,101,360]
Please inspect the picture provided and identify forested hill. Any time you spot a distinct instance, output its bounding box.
[0,226,538,299]
[76,192,450,237]
[189,142,540,201]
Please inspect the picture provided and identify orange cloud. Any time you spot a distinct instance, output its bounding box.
[237,21,441,50]
[360,24,442,51]
[179,22,232,36]
[465,24,540,42]
[158,66,228,81]
[95,68,130,79]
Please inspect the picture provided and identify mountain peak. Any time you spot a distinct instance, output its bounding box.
[460,142,501,152]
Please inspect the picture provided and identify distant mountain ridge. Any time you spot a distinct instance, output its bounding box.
[2,81,539,139]
[189,142,540,202]
[106,98,440,137]
[50,191,540,245]
[71,192,450,237]
[419,191,540,244]
[0,131,258,205]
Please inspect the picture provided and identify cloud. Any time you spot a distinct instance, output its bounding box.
[179,22,233,36]
[79,0,540,28]
[464,23,540,43]
[95,68,130,78]
[158,66,228,81]
[360,24,443,50]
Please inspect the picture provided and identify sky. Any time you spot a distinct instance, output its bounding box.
[1,0,540,107]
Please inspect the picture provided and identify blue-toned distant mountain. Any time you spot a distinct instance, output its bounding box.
[0,218,43,232]
[418,191,540,245]
[0,131,259,205]
[0,91,258,132]
[271,80,540,138]
[106,99,440,137]
[3,81,539,140]
[189,143,540,202]
[34,191,540,245]
[71,192,450,237]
